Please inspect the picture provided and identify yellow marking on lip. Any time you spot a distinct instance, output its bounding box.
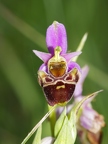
[56,85,65,89]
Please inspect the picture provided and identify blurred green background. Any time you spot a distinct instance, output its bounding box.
[0,0,108,144]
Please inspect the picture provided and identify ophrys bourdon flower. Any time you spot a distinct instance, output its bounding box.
[33,21,81,106]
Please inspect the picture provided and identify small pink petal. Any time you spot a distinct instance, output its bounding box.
[74,65,89,97]
[33,50,51,63]
[39,63,47,72]
[68,61,81,73]
[62,51,82,63]
[80,106,105,133]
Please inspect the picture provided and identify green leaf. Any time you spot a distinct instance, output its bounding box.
[68,110,77,143]
[68,105,77,143]
[54,107,66,137]
[73,33,88,62]
[54,116,73,144]
[32,125,42,144]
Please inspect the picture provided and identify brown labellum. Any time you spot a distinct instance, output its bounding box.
[44,81,75,106]
[38,68,80,106]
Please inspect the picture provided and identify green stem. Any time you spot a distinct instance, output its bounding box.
[48,105,57,136]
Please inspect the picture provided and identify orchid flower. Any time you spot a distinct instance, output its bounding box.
[73,65,105,144]
[33,21,81,106]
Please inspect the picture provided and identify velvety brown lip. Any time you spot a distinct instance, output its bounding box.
[43,81,75,106]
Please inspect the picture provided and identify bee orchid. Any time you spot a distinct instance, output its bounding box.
[33,21,81,106]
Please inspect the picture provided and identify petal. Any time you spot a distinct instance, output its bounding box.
[62,51,82,63]
[33,50,51,63]
[79,65,89,84]
[46,21,67,55]
[74,65,89,97]
[68,61,81,73]
[39,63,47,72]
[80,106,105,133]
[41,137,55,144]
[80,107,94,130]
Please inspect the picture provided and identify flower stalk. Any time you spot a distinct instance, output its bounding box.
[48,105,57,136]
